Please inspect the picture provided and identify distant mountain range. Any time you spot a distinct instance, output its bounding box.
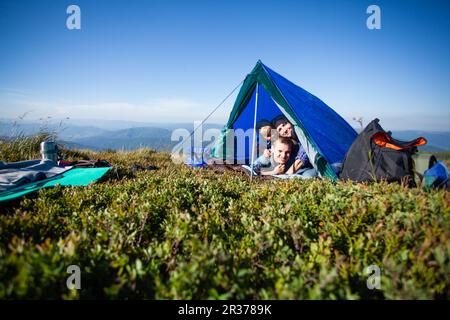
[0,119,223,152]
[391,131,450,152]
[72,127,175,151]
[0,118,449,152]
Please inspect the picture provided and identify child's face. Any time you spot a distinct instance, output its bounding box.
[276,120,293,138]
[273,141,291,164]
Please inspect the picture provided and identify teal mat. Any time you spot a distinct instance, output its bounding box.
[0,167,110,202]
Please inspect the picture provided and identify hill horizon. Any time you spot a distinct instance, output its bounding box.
[1,118,449,152]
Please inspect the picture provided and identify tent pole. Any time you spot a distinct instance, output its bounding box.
[250,83,259,181]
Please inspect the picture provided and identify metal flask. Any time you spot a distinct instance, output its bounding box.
[40,141,58,162]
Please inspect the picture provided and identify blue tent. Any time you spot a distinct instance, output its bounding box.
[211,61,357,180]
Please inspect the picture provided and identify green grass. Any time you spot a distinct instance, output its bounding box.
[0,132,56,163]
[0,139,449,299]
[433,152,450,165]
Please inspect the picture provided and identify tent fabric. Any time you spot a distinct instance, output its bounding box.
[0,167,110,202]
[232,84,281,132]
[211,61,357,180]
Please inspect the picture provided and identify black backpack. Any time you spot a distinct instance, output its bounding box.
[340,119,427,186]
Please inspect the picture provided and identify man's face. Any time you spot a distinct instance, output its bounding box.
[273,142,291,164]
[276,121,293,138]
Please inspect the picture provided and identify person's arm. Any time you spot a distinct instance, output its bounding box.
[285,145,309,174]
[260,164,285,175]
[251,154,271,172]
[295,145,310,168]
[286,159,303,174]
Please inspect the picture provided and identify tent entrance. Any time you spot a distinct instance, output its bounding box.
[226,83,294,165]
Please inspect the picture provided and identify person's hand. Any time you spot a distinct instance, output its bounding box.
[273,164,285,174]
[286,165,294,175]
[286,160,303,175]
[263,149,271,158]
[294,159,303,171]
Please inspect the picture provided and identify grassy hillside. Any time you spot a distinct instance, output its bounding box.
[0,139,449,299]
[434,152,450,162]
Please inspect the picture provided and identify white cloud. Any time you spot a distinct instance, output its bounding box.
[56,98,207,122]
[0,90,217,122]
[1,88,446,130]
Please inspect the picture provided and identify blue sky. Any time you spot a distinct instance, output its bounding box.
[0,0,449,130]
